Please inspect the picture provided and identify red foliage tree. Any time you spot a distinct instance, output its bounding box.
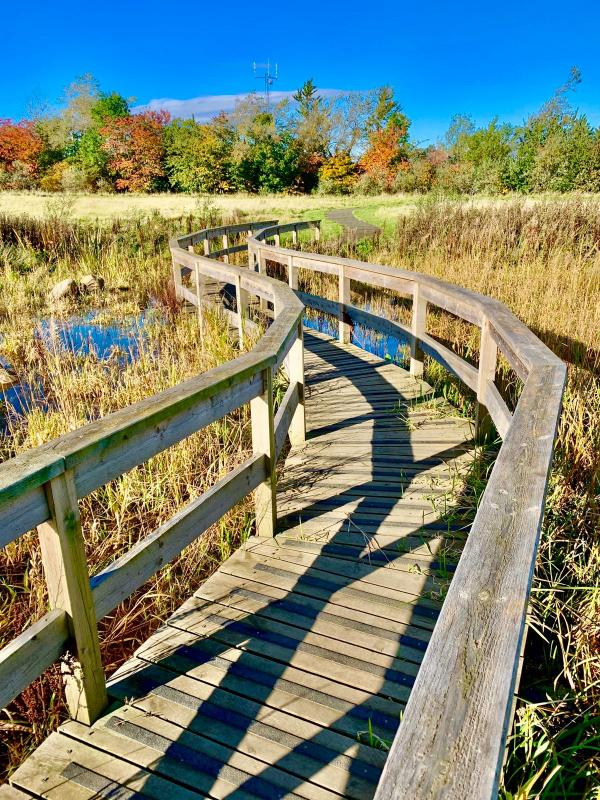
[101,110,169,192]
[0,119,43,176]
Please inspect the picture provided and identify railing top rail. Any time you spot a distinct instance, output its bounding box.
[249,223,563,377]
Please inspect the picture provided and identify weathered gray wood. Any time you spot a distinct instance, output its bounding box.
[410,282,427,377]
[37,471,107,724]
[91,454,266,620]
[251,367,277,536]
[338,264,351,344]
[0,609,69,710]
[274,382,300,458]
[476,318,499,441]
[374,363,566,800]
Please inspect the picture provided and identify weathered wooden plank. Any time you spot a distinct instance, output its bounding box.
[0,609,68,711]
[37,471,107,724]
[91,454,266,620]
[374,364,566,800]
[10,730,208,800]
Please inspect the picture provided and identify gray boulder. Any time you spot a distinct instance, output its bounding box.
[49,278,79,303]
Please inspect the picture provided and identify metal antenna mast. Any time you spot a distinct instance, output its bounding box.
[253,60,278,113]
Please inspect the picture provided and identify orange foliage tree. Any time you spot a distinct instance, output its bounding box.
[0,120,44,181]
[360,117,410,190]
[101,110,169,192]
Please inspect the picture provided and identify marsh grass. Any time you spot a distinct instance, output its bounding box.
[305,197,600,798]
[0,210,258,778]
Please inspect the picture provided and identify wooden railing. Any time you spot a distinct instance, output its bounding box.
[0,216,565,800]
[0,220,306,725]
[248,222,566,800]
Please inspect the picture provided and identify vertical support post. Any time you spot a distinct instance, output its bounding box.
[314,221,321,242]
[203,238,210,257]
[258,250,269,313]
[251,366,277,537]
[476,319,498,442]
[288,322,306,446]
[37,471,107,725]
[274,232,280,247]
[171,256,183,300]
[222,231,229,264]
[292,225,298,245]
[338,264,351,344]
[410,283,427,378]
[234,273,249,348]
[287,255,298,291]
[194,262,205,346]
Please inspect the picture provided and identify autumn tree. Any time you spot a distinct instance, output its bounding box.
[73,92,130,188]
[359,88,411,191]
[164,113,235,192]
[101,110,169,192]
[0,120,44,188]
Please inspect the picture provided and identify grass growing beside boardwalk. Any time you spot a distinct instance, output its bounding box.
[0,210,258,778]
[308,198,600,798]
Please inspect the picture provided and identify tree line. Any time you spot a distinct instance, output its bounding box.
[1,69,598,195]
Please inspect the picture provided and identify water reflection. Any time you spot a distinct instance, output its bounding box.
[1,311,153,427]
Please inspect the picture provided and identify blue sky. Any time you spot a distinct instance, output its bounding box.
[1,0,599,144]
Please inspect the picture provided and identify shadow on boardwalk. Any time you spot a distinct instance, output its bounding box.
[33,330,475,799]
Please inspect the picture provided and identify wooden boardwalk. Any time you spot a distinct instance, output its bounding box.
[7,329,475,799]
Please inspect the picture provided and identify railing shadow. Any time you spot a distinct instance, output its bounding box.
[103,329,476,799]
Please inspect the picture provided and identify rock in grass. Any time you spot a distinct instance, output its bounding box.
[80,274,105,293]
[49,277,79,303]
[0,366,17,390]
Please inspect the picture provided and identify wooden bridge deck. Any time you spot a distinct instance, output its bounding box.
[7,330,476,800]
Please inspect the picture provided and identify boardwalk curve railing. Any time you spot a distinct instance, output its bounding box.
[0,219,306,725]
[248,221,566,800]
[0,216,565,800]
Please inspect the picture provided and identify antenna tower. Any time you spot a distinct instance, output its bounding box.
[253,60,278,113]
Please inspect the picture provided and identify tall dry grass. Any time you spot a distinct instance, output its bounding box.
[308,198,600,798]
[0,210,255,778]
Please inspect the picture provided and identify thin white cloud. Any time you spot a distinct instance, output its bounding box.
[132,89,349,120]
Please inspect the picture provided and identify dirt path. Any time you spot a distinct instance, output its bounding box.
[326,208,381,238]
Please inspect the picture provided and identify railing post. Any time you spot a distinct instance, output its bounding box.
[314,221,321,242]
[476,319,498,442]
[338,264,351,344]
[410,282,427,378]
[287,255,298,291]
[274,232,280,247]
[203,238,210,257]
[37,470,107,725]
[258,249,269,313]
[234,273,249,348]
[171,256,183,300]
[288,322,306,446]
[251,366,277,537]
[193,262,205,345]
[222,230,229,264]
[292,225,298,245]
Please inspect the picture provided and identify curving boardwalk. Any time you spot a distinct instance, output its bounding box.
[0,219,564,800]
[7,330,474,799]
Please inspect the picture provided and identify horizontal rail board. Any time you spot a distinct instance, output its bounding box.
[482,380,513,438]
[274,383,300,459]
[420,333,479,393]
[91,453,266,619]
[0,609,69,710]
